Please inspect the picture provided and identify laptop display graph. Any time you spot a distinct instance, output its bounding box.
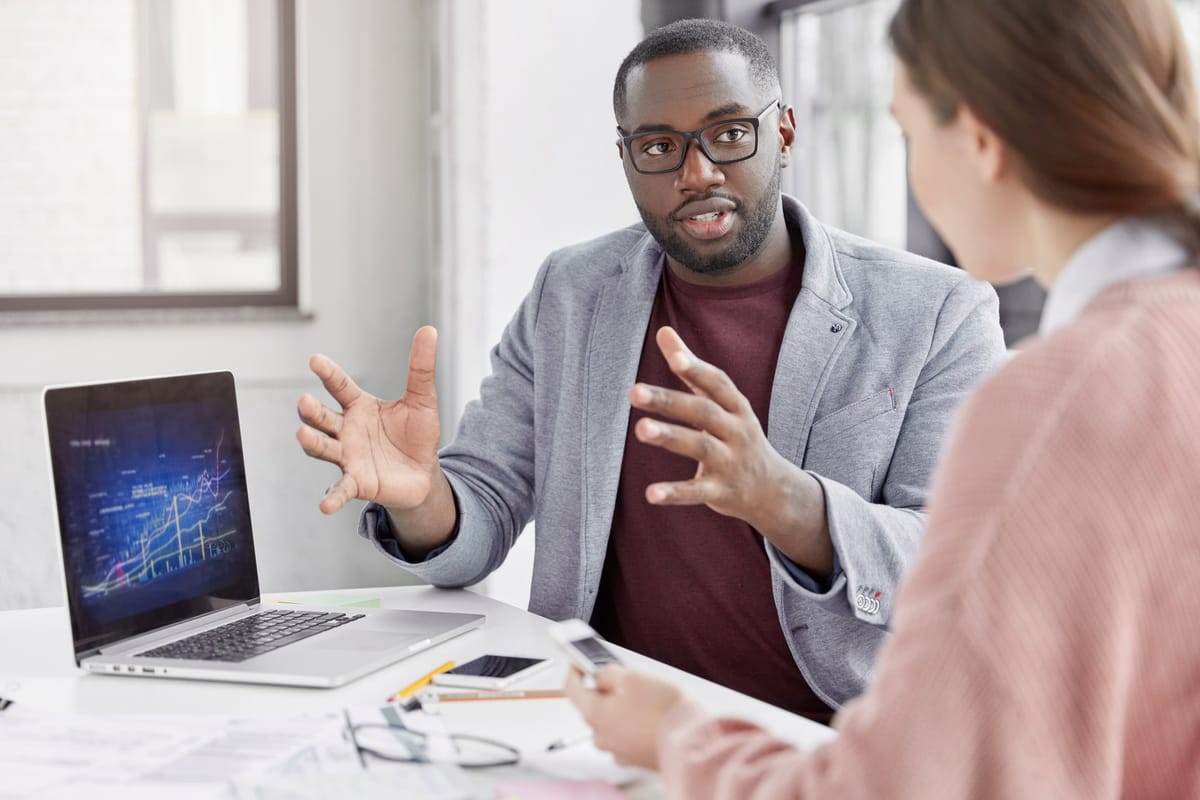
[46,373,261,654]
[60,405,250,623]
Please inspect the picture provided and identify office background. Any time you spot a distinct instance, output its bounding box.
[0,0,639,610]
[4,0,1200,612]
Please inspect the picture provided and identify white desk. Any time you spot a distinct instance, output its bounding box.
[0,586,836,797]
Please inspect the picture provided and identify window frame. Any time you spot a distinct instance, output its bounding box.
[0,0,298,314]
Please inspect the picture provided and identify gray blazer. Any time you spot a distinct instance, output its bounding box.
[362,195,1006,707]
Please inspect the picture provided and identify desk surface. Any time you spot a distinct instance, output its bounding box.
[0,586,835,797]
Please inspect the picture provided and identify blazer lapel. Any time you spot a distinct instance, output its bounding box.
[579,234,663,608]
[768,197,856,464]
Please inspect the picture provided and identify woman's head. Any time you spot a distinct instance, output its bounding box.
[889,0,1200,282]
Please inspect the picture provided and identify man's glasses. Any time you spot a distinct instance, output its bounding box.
[618,99,782,175]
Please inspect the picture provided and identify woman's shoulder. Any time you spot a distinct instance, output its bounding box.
[930,269,1200,534]
[908,271,1200,618]
[972,270,1200,422]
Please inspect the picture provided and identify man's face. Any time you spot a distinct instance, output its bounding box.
[617,51,793,276]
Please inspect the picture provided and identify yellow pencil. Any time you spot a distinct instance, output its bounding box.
[387,660,455,702]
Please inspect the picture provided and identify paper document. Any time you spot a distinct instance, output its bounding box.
[521,743,649,785]
[238,705,476,800]
[0,705,358,800]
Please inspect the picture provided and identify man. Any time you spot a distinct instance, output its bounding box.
[297,19,1005,722]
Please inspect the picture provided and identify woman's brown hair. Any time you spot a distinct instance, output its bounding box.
[890,0,1200,222]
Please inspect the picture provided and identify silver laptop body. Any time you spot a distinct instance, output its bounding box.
[43,371,483,688]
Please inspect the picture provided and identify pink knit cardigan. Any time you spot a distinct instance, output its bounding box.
[659,271,1200,800]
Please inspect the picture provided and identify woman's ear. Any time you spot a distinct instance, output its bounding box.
[959,105,1007,184]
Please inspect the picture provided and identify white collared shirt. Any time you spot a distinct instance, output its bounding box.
[1039,218,1190,336]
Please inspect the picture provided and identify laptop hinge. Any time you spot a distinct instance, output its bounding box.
[96,602,257,656]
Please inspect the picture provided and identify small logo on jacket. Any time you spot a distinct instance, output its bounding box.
[855,586,883,615]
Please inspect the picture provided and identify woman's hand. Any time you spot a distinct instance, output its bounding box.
[565,665,685,770]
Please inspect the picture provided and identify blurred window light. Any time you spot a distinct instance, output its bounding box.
[0,0,296,313]
[778,0,1200,256]
[779,0,904,251]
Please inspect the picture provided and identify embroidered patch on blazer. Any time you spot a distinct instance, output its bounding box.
[855,586,883,615]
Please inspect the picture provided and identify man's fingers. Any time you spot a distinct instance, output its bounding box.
[645,478,720,506]
[653,326,708,397]
[655,326,749,414]
[296,424,344,465]
[635,417,725,464]
[630,383,737,439]
[404,326,439,411]
[297,393,343,437]
[309,353,365,408]
[319,474,360,515]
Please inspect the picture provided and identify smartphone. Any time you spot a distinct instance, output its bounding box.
[429,654,552,690]
[548,618,623,675]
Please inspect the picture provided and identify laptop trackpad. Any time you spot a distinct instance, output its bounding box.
[313,629,417,652]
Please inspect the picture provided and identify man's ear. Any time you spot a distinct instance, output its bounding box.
[778,104,797,169]
[616,141,625,161]
[959,105,1006,183]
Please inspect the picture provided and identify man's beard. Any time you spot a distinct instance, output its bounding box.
[637,155,781,275]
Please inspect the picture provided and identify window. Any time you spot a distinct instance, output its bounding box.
[0,0,296,313]
[773,0,1200,344]
[778,0,904,251]
[774,0,1049,344]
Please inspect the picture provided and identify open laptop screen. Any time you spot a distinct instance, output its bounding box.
[44,372,260,657]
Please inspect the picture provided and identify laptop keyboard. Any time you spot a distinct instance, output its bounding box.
[137,609,365,663]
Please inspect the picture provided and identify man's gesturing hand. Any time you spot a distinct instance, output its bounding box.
[631,326,833,574]
[296,326,443,516]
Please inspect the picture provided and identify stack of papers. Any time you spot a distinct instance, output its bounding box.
[0,699,644,799]
[0,704,474,800]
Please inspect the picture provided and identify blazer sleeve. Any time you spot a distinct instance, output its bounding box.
[770,276,1005,627]
[358,255,555,588]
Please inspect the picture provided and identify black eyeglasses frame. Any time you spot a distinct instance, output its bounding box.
[617,99,783,175]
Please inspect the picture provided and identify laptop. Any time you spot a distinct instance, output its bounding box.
[42,370,484,688]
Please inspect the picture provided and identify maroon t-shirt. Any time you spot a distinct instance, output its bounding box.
[590,256,834,723]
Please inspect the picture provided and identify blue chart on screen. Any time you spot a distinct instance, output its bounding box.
[59,401,251,622]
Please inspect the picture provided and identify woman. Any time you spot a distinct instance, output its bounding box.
[566,1,1200,797]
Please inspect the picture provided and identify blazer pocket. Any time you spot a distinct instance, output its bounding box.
[808,387,896,446]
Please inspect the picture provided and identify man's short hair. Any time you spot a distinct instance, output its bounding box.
[613,18,781,122]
